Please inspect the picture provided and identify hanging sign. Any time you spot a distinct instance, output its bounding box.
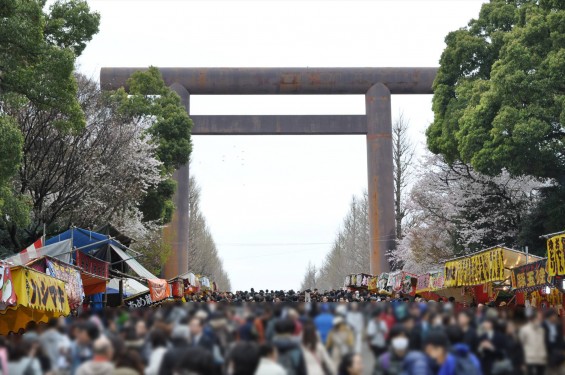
[416,274,430,293]
[12,267,69,314]
[148,279,171,303]
[367,277,377,291]
[377,273,389,291]
[429,271,445,291]
[46,259,84,311]
[547,234,565,276]
[0,263,17,310]
[511,259,552,292]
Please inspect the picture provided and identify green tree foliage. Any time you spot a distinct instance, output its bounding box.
[0,0,100,131]
[428,0,565,182]
[112,67,193,223]
[0,0,99,246]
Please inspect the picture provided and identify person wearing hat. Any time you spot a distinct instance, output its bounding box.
[326,316,355,368]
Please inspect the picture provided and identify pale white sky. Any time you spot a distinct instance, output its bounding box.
[78,0,485,292]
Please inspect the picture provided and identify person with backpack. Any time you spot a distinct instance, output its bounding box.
[271,318,307,375]
[423,330,482,375]
[373,324,412,375]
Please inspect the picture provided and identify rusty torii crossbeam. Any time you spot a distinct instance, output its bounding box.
[100,67,438,279]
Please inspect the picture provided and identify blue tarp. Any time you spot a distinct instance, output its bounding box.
[45,227,125,253]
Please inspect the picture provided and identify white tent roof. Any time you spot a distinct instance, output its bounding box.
[110,244,156,280]
[107,278,148,295]
[3,240,72,266]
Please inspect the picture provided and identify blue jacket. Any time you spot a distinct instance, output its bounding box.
[314,313,333,344]
[402,351,433,375]
[437,344,482,375]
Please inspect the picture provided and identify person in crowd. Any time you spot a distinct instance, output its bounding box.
[173,347,218,375]
[519,309,548,375]
[315,304,334,345]
[113,348,145,375]
[272,318,307,375]
[373,324,412,375]
[346,303,365,354]
[70,321,100,374]
[456,311,478,354]
[424,330,481,375]
[188,317,215,351]
[7,339,43,375]
[327,316,355,368]
[477,319,506,375]
[76,336,115,375]
[39,318,65,373]
[338,353,363,375]
[255,343,287,375]
[367,309,389,358]
[226,342,260,375]
[543,309,565,375]
[301,320,336,375]
[145,329,169,375]
[498,321,522,375]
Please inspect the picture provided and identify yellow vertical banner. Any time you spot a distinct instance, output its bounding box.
[547,234,565,276]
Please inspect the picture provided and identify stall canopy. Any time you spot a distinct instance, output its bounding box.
[0,266,70,334]
[45,228,123,253]
[3,240,72,266]
[107,278,148,296]
[109,244,156,279]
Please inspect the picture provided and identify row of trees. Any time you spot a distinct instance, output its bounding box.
[189,177,232,291]
[0,0,228,283]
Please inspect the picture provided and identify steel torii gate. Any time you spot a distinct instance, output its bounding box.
[100,67,437,279]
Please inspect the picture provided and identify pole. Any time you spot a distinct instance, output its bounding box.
[365,83,394,275]
[526,246,529,264]
[118,279,124,307]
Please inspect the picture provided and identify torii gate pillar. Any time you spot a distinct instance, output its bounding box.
[366,83,394,275]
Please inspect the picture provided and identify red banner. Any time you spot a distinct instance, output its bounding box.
[76,251,109,279]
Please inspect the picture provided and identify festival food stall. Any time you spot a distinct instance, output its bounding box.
[0,265,70,334]
[440,246,542,304]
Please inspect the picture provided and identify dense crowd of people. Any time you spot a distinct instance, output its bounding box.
[1,291,564,375]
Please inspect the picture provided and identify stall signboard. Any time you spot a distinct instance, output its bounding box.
[125,292,156,309]
[0,267,69,334]
[0,263,16,310]
[511,259,552,292]
[367,277,377,291]
[547,234,565,276]
[429,271,445,291]
[445,248,505,287]
[387,271,402,292]
[416,274,430,293]
[377,273,389,291]
[46,258,84,311]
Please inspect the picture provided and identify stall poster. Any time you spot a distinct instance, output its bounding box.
[148,279,170,303]
[377,273,389,291]
[46,259,84,311]
[547,234,565,276]
[416,274,430,293]
[368,277,377,291]
[0,263,16,310]
[511,259,552,292]
[401,273,415,294]
[429,271,445,291]
[445,248,505,287]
